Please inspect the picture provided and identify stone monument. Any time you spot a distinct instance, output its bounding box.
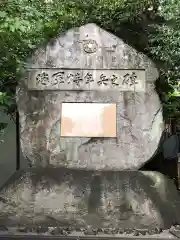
[0,23,180,232]
[19,23,163,170]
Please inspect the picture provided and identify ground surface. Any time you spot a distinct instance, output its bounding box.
[0,227,179,239]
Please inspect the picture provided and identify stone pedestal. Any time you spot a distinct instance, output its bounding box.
[0,168,179,229]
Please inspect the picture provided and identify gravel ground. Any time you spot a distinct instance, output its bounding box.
[0,226,177,239]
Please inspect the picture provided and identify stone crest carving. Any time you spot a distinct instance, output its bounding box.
[83,39,98,53]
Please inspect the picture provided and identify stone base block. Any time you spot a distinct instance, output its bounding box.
[0,168,179,229]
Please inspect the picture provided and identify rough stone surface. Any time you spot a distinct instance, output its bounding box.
[17,23,164,170]
[0,169,179,229]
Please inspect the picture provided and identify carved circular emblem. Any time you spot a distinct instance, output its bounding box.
[83,40,98,53]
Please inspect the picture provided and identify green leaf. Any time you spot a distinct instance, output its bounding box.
[0,11,7,18]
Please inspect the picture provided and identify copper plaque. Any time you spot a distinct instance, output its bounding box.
[60,103,116,137]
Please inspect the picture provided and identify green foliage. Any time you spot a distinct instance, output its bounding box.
[147,0,180,118]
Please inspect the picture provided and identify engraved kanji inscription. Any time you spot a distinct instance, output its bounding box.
[110,74,119,86]
[122,72,138,86]
[31,69,145,91]
[112,56,117,62]
[67,73,74,84]
[73,72,83,86]
[36,72,50,85]
[84,72,94,84]
[97,74,109,86]
[52,71,65,85]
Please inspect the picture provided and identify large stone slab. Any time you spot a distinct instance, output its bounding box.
[0,169,179,229]
[17,23,164,169]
